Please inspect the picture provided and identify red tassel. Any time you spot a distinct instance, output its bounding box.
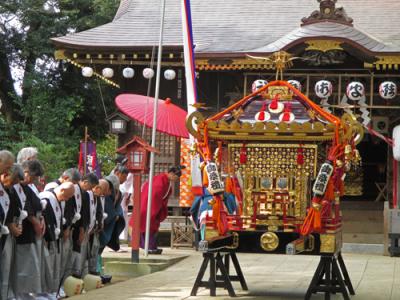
[321,200,331,218]
[297,145,304,165]
[239,144,247,164]
[257,102,267,121]
[281,102,292,122]
[269,95,278,110]
[325,178,335,201]
[282,111,290,122]
[300,196,322,235]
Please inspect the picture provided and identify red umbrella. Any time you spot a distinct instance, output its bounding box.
[115,94,189,139]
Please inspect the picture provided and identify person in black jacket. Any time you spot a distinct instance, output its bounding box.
[40,183,74,293]
[70,173,99,278]
[12,160,44,294]
[0,163,22,299]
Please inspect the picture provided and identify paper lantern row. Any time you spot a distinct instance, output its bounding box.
[252,79,398,100]
[81,67,176,80]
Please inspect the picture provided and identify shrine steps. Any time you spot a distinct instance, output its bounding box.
[341,201,384,253]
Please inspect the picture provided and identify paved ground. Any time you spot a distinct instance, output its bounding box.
[70,246,400,300]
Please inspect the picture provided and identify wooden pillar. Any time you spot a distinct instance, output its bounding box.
[131,173,142,262]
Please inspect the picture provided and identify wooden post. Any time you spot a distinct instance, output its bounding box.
[384,201,389,256]
[84,126,88,176]
[131,173,142,262]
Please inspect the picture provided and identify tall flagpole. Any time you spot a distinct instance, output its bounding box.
[144,0,166,257]
[181,0,197,115]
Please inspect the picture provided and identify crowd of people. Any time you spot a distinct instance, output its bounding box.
[0,147,130,298]
[0,146,185,299]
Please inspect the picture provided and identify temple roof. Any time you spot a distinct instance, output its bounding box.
[52,0,400,55]
[248,22,394,54]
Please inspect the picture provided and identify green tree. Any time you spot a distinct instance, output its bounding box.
[0,0,120,176]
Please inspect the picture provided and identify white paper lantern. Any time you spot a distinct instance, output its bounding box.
[287,80,302,92]
[122,67,135,78]
[346,81,365,101]
[379,81,397,99]
[143,68,155,79]
[315,80,333,98]
[82,67,93,78]
[164,69,176,80]
[102,68,114,78]
[252,79,268,93]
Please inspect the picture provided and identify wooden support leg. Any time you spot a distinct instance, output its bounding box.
[190,253,210,296]
[337,252,355,295]
[230,252,248,291]
[305,254,352,300]
[305,256,326,300]
[209,254,216,296]
[215,253,236,297]
[224,252,230,274]
[215,252,248,292]
[324,258,331,300]
[332,257,350,300]
[191,250,245,297]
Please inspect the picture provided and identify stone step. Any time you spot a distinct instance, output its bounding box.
[343,233,384,244]
[104,261,168,278]
[341,210,383,222]
[342,243,384,255]
[341,201,384,210]
[104,255,188,278]
[342,220,383,234]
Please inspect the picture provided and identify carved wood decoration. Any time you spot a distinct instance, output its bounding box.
[301,0,353,26]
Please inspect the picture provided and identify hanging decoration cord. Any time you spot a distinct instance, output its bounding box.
[96,77,108,119]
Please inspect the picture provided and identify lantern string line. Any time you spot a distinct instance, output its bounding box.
[142,44,157,139]
[66,58,120,88]
[96,76,108,119]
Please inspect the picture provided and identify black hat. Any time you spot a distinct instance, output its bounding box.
[168,165,186,177]
[115,154,128,166]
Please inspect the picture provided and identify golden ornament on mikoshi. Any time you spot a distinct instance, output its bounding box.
[260,232,279,252]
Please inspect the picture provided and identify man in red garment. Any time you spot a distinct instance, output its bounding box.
[131,166,183,254]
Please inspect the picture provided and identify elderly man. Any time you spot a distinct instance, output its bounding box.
[16,147,38,164]
[0,150,14,175]
[43,168,82,284]
[40,182,75,293]
[44,168,81,191]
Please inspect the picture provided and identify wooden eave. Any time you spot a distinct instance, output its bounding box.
[116,136,160,154]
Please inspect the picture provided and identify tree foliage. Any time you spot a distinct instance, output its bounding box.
[0,0,120,179]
